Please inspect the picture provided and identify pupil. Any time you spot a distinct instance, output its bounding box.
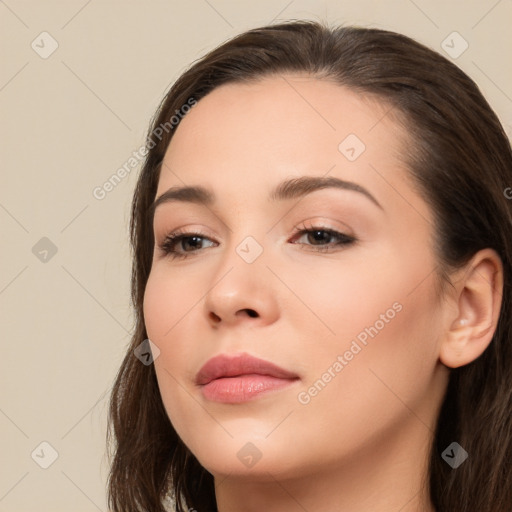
[185,236,202,250]
[310,230,329,244]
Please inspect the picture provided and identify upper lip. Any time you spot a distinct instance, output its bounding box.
[195,353,299,386]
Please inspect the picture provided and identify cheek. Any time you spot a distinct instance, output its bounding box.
[275,251,403,346]
[305,270,442,420]
[294,247,442,404]
[143,271,193,395]
[143,270,199,384]
[143,267,205,420]
[284,277,442,469]
[143,266,200,340]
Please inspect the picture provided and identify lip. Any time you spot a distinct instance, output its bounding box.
[196,353,300,403]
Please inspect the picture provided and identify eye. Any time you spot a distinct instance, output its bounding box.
[158,230,216,260]
[157,224,357,260]
[290,224,356,253]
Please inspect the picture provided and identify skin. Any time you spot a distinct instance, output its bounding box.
[143,75,503,511]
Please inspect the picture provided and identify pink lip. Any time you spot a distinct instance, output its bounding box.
[196,353,300,403]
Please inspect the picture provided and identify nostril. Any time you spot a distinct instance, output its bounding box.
[209,312,221,322]
[209,309,258,322]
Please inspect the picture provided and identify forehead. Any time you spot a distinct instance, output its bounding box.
[165,74,401,153]
[157,75,412,209]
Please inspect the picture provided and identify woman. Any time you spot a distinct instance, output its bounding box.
[106,20,512,511]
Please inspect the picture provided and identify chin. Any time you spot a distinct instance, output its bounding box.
[183,431,311,483]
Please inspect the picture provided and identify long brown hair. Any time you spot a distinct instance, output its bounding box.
[107,20,512,511]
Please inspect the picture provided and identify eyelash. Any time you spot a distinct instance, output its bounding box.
[157,223,356,260]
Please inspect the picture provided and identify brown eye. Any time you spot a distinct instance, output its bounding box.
[291,227,356,252]
[159,232,216,259]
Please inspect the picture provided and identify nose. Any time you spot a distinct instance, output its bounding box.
[208,306,259,324]
[203,244,280,329]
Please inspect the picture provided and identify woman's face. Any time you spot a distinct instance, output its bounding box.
[143,76,450,481]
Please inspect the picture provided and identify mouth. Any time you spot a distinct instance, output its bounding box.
[195,352,300,403]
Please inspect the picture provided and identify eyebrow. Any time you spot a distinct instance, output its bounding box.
[149,175,383,218]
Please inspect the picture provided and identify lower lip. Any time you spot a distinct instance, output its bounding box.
[200,374,299,403]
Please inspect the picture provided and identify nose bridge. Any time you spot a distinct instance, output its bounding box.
[202,223,279,325]
[211,229,268,296]
[218,205,270,268]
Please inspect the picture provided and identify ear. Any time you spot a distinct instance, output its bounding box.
[439,248,504,369]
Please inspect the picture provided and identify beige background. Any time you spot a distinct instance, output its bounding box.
[1,0,511,510]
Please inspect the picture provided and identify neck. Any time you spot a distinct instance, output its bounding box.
[214,415,437,512]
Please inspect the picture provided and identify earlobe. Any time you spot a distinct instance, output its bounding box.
[439,249,503,369]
